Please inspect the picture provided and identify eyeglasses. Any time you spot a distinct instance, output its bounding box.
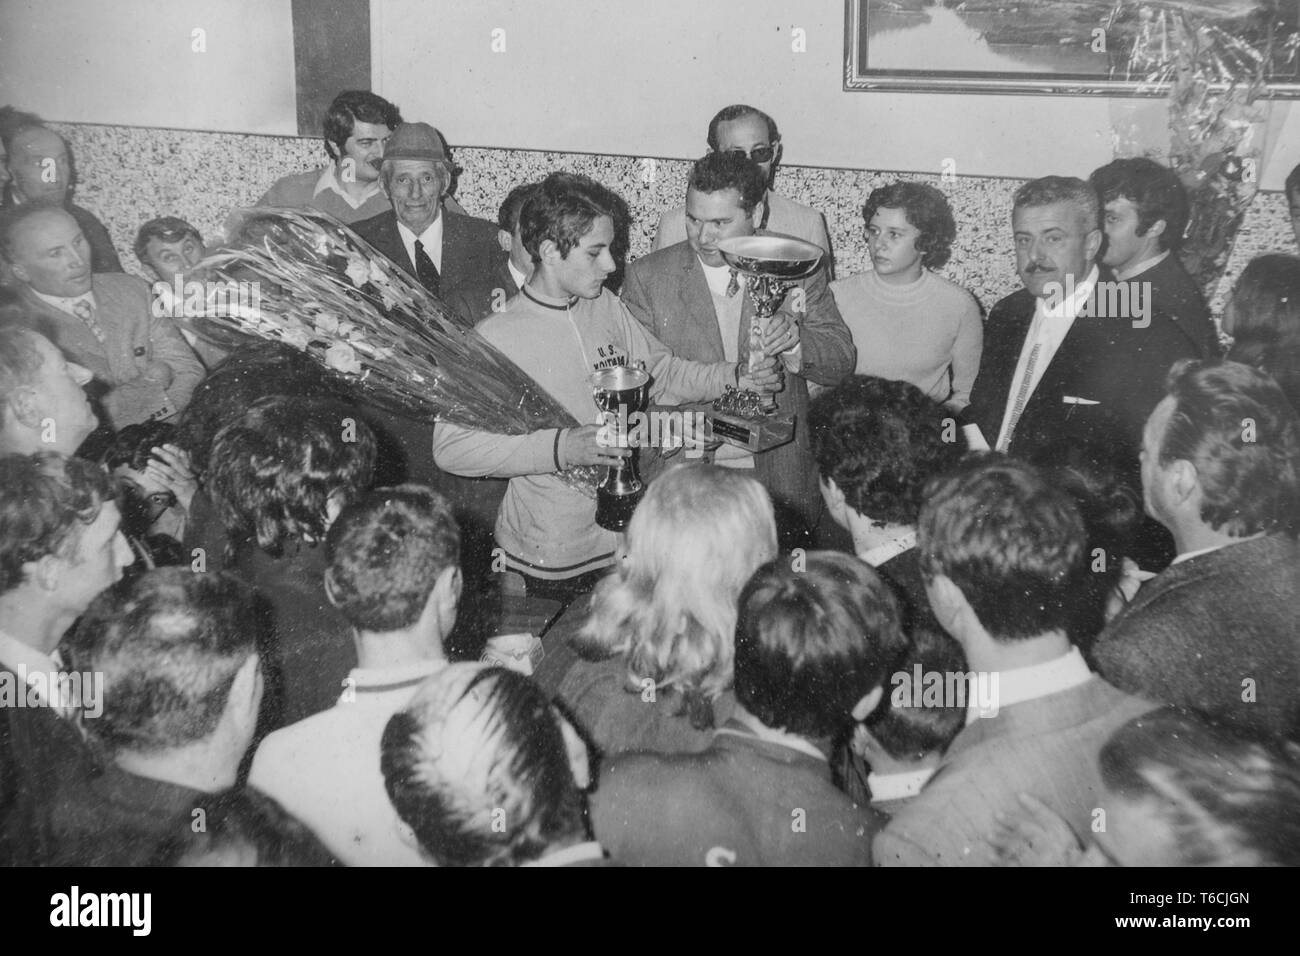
[722,144,778,164]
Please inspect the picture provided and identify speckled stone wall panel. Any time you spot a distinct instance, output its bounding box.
[55,123,1296,317]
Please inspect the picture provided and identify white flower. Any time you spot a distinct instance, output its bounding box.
[345,254,370,287]
[315,312,340,336]
[324,341,363,376]
[336,319,357,338]
[368,261,387,285]
[281,326,311,351]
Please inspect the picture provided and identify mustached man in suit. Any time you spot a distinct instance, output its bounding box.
[1093,360,1300,739]
[352,123,511,322]
[874,455,1153,867]
[2,205,203,428]
[622,151,855,541]
[962,177,1200,479]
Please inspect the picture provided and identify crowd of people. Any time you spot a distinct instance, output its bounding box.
[1,92,1298,867]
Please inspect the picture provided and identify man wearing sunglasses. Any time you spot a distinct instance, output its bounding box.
[652,105,833,276]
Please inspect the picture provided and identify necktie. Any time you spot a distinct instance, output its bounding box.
[71,298,106,344]
[725,269,740,298]
[413,239,441,296]
[1000,342,1042,451]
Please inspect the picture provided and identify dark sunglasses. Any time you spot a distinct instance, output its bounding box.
[723,144,777,164]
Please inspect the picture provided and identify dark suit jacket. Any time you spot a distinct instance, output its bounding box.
[964,280,1201,484]
[19,273,204,427]
[1129,252,1218,359]
[622,240,856,531]
[351,208,513,321]
[1093,534,1300,739]
[0,664,98,865]
[875,676,1153,866]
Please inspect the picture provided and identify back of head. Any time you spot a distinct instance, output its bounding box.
[865,626,969,761]
[325,484,460,632]
[734,551,907,740]
[0,451,112,597]
[918,454,1086,641]
[1227,254,1300,351]
[381,663,584,866]
[0,323,45,419]
[206,395,377,557]
[687,151,767,214]
[151,788,338,867]
[68,567,266,755]
[1158,359,1300,538]
[706,104,779,150]
[172,341,354,474]
[1013,175,1100,233]
[1100,707,1300,866]
[1027,436,1141,647]
[323,90,402,161]
[497,181,541,234]
[1089,157,1189,251]
[519,171,621,265]
[810,375,963,526]
[576,464,778,716]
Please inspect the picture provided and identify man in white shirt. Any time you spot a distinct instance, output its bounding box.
[249,484,462,866]
[652,104,833,274]
[875,455,1152,867]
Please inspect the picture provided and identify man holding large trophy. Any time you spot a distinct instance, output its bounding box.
[623,152,856,543]
[432,172,780,599]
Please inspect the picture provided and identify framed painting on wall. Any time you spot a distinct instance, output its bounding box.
[843,0,1300,95]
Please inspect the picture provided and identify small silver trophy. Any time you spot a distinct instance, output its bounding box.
[590,363,652,532]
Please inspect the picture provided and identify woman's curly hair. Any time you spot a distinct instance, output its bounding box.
[862,181,958,270]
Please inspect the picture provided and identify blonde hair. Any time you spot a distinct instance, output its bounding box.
[575,464,777,711]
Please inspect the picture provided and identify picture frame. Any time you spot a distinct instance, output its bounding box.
[843,0,1300,96]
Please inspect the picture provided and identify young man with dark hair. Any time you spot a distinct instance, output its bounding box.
[252,90,403,225]
[0,325,98,455]
[0,452,133,864]
[590,550,900,866]
[250,484,462,865]
[809,375,962,632]
[497,180,541,292]
[875,455,1152,867]
[433,171,779,597]
[653,104,833,271]
[1090,157,1217,356]
[133,215,228,369]
[1,116,122,273]
[2,204,204,427]
[53,567,336,866]
[624,151,854,541]
[1093,359,1300,738]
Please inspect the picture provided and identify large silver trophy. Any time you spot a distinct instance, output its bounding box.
[591,363,652,532]
[703,234,823,451]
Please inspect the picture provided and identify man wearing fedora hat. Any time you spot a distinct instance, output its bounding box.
[353,122,511,321]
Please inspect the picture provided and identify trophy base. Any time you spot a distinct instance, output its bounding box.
[596,487,643,532]
[688,403,796,454]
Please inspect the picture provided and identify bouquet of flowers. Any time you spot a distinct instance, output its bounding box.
[190,207,597,492]
[1124,4,1296,304]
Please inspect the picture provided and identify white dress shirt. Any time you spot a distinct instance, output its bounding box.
[967,645,1093,724]
[1114,249,1169,282]
[31,287,96,318]
[396,215,445,273]
[867,767,935,805]
[995,266,1098,450]
[313,164,384,210]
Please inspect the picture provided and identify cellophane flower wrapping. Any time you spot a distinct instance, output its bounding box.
[188,207,597,495]
[1124,5,1295,310]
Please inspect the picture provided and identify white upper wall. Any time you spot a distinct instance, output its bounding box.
[0,0,297,136]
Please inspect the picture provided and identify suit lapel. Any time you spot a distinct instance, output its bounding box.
[678,246,726,361]
[441,210,463,286]
[19,287,110,380]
